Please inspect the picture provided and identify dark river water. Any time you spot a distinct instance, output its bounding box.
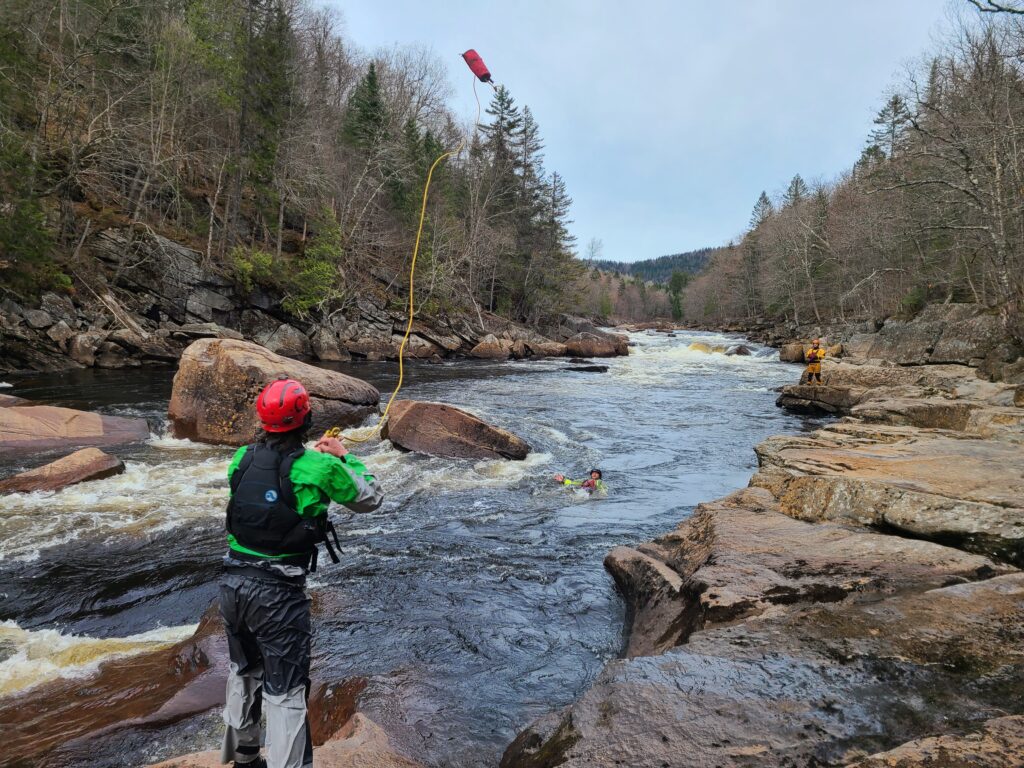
[0,330,819,767]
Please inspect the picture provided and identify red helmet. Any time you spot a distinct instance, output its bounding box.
[256,378,311,432]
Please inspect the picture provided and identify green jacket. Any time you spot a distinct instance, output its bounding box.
[226,447,383,559]
[561,477,606,493]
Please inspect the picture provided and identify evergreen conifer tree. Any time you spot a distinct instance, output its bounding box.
[750,191,774,229]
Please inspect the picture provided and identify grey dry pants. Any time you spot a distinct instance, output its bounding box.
[219,571,314,768]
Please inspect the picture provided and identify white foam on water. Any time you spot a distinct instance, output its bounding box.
[0,455,230,560]
[0,382,12,389]
[0,620,197,698]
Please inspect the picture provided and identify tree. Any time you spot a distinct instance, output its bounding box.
[342,61,389,149]
[750,191,774,229]
[783,174,809,207]
[869,94,911,159]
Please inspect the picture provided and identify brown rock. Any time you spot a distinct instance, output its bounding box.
[780,342,807,362]
[847,715,1024,767]
[45,320,76,350]
[470,333,513,360]
[0,393,28,407]
[310,326,349,362]
[564,331,628,358]
[753,422,1024,564]
[23,309,54,329]
[0,447,125,493]
[605,487,1008,658]
[168,338,379,446]
[0,405,150,456]
[147,714,422,768]
[382,400,530,460]
[525,340,567,357]
[503,574,1024,768]
[776,383,869,414]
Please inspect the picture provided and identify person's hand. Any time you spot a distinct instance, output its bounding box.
[553,473,565,483]
[315,436,349,458]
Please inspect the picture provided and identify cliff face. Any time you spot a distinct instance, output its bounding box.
[0,227,613,374]
[502,321,1024,767]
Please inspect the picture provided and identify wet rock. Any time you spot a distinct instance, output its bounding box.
[68,330,108,367]
[0,447,125,493]
[0,393,28,407]
[168,338,379,446]
[147,714,422,768]
[724,343,752,356]
[510,339,529,359]
[95,340,138,368]
[564,365,608,373]
[753,422,1024,565]
[604,487,1009,658]
[776,383,868,414]
[107,329,180,363]
[470,333,513,360]
[257,323,312,358]
[503,574,1024,768]
[398,333,444,359]
[382,400,530,460]
[564,331,628,358]
[23,309,54,330]
[846,715,1024,767]
[525,340,567,357]
[0,404,150,456]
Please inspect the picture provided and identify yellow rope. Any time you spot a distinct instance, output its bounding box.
[328,74,482,444]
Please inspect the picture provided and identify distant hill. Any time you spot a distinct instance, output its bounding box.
[591,248,715,284]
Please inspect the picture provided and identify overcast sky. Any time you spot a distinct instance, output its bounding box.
[329,0,955,263]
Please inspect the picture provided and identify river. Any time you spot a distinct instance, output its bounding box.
[0,330,819,767]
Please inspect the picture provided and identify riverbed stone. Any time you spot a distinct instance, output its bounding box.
[310,326,349,361]
[470,333,513,360]
[0,447,125,493]
[45,320,76,350]
[502,574,1024,768]
[23,309,54,330]
[68,331,108,367]
[0,404,150,456]
[258,323,312,358]
[168,338,379,445]
[382,400,530,460]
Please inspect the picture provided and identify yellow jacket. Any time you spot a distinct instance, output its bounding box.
[805,346,826,363]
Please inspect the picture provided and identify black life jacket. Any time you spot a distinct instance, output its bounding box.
[226,444,340,571]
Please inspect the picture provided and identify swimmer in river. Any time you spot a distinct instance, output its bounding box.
[553,469,606,494]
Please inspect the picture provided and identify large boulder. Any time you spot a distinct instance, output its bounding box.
[779,342,806,362]
[470,333,513,360]
[0,405,150,456]
[503,574,1024,768]
[564,331,628,358]
[310,326,350,362]
[168,338,379,445]
[604,487,1008,658]
[381,400,530,460]
[753,422,1024,565]
[257,323,312,358]
[0,447,125,493]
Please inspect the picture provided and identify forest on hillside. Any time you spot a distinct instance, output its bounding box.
[0,0,581,327]
[684,6,1024,341]
[592,248,714,284]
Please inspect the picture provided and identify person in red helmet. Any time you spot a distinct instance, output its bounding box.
[219,377,384,768]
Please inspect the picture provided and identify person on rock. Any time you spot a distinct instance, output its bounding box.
[804,339,826,385]
[220,377,384,768]
[553,469,606,494]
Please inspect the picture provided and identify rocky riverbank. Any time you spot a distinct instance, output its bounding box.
[0,226,625,375]
[502,308,1024,766]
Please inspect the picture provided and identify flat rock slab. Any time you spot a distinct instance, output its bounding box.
[0,447,124,493]
[847,715,1024,767]
[168,338,379,445]
[605,487,1008,658]
[753,424,1024,564]
[0,393,28,407]
[149,714,422,768]
[382,400,530,460]
[0,405,150,457]
[502,574,1024,768]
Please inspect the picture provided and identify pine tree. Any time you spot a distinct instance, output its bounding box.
[869,94,911,160]
[784,174,808,207]
[342,62,389,149]
[749,191,774,229]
